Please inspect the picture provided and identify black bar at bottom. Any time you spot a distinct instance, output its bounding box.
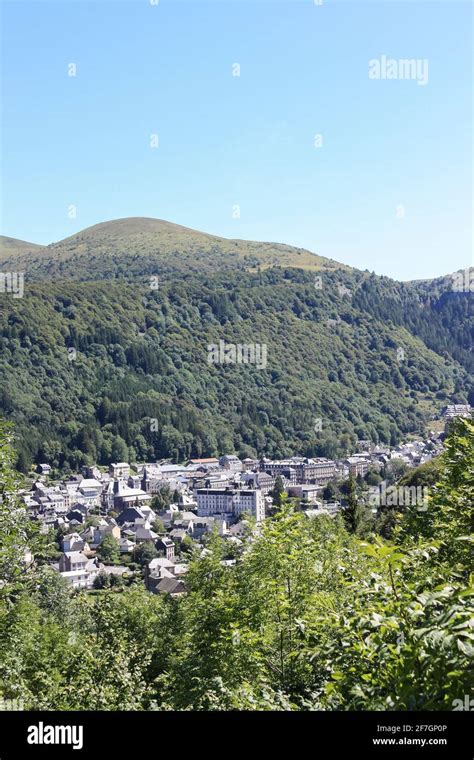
[0,710,472,758]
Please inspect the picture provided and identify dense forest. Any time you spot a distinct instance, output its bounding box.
[0,418,472,710]
[0,261,471,473]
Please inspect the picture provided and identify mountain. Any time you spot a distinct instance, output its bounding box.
[0,217,344,281]
[0,218,471,473]
[0,235,42,260]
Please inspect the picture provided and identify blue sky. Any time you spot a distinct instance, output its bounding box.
[1,0,472,280]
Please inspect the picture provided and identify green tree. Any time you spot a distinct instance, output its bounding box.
[152,517,165,534]
[93,570,111,589]
[151,486,172,512]
[0,421,36,594]
[342,474,373,536]
[97,535,120,565]
[270,475,285,508]
[132,542,158,568]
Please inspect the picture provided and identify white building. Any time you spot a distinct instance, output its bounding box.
[219,455,243,473]
[109,462,130,480]
[57,551,100,589]
[77,478,102,507]
[196,487,265,522]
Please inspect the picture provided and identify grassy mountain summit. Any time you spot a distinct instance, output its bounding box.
[0,217,344,280]
[0,217,471,473]
[0,235,42,259]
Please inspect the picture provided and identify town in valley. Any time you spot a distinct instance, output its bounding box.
[20,404,470,597]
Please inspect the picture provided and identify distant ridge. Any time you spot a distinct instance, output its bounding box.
[0,235,42,258]
[0,216,345,278]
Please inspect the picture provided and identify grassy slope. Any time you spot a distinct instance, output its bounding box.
[0,236,43,260]
[0,217,346,277]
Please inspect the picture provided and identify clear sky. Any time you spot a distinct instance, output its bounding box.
[1,0,472,280]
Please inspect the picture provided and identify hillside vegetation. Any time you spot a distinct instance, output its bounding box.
[0,219,471,472]
[0,217,342,278]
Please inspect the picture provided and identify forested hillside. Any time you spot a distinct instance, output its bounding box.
[0,219,471,472]
[0,270,470,473]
